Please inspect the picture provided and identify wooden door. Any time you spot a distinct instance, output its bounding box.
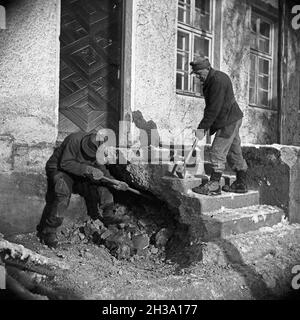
[59,0,122,139]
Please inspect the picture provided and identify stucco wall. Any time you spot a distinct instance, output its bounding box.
[284,3,300,146]
[0,0,60,145]
[0,0,61,235]
[133,0,205,146]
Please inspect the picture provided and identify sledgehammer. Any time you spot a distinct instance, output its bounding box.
[100,176,155,201]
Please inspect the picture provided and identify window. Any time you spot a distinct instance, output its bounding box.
[249,11,274,108]
[176,0,212,96]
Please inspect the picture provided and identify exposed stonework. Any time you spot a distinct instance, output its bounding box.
[241,144,300,223]
[12,143,54,173]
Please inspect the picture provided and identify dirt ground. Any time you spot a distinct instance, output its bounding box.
[6,220,300,300]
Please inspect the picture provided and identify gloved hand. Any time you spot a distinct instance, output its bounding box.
[84,166,104,181]
[113,181,129,191]
[195,128,206,140]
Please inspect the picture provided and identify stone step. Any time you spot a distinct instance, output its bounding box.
[199,217,299,269]
[199,205,285,241]
[186,190,260,213]
[162,174,236,193]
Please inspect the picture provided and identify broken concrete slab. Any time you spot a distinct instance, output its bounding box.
[200,205,285,241]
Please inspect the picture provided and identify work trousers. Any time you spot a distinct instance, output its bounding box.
[210,118,248,173]
[37,171,114,234]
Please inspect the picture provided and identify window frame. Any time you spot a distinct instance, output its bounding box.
[176,0,214,97]
[249,9,275,110]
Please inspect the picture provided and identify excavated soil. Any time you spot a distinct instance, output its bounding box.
[3,189,300,300]
[5,220,300,300]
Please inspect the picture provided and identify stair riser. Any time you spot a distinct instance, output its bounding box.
[198,191,259,213]
[200,209,285,241]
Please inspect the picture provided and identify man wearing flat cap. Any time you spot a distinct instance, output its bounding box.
[37,131,129,248]
[190,57,248,196]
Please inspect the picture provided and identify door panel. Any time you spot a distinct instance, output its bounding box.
[59,0,122,139]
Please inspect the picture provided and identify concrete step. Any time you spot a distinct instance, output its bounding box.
[186,190,260,213]
[199,218,299,269]
[199,205,285,241]
[162,174,236,193]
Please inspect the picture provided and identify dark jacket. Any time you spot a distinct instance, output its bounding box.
[46,132,99,178]
[198,68,243,135]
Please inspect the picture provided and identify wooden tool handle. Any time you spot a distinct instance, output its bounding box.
[99,176,154,200]
[185,137,199,164]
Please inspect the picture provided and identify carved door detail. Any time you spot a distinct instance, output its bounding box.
[59,0,122,138]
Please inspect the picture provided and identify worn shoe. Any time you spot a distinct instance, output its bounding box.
[192,180,221,196]
[37,232,59,249]
[222,170,248,193]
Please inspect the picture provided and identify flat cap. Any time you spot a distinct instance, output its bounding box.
[190,57,211,73]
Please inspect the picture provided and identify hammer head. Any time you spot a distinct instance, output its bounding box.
[172,161,186,179]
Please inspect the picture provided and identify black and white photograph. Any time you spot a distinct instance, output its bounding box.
[0,0,300,307]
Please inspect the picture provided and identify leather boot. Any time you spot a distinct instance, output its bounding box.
[192,171,222,196]
[222,170,248,193]
[37,230,59,249]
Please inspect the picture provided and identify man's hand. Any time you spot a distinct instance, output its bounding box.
[195,129,206,140]
[113,181,129,191]
[85,166,104,181]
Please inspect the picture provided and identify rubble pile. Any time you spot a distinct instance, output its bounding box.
[58,202,175,261]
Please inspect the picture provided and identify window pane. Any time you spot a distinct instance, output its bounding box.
[178,7,184,23]
[259,38,269,53]
[258,75,269,90]
[177,52,190,71]
[177,31,189,51]
[178,0,191,24]
[176,73,183,90]
[250,72,256,88]
[192,75,202,94]
[260,21,270,38]
[177,53,183,69]
[249,87,256,105]
[250,53,256,70]
[176,72,189,91]
[184,73,189,90]
[251,16,257,32]
[250,33,258,50]
[194,0,210,30]
[195,0,210,13]
[258,90,269,106]
[194,11,210,30]
[194,36,209,58]
[259,58,269,75]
